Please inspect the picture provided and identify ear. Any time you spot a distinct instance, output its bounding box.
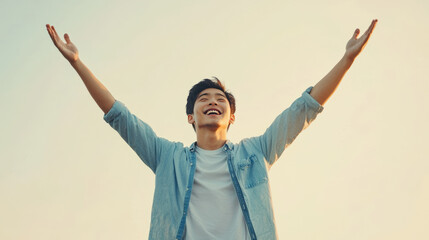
[229,114,235,125]
[187,114,195,125]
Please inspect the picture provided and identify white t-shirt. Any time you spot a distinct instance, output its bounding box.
[184,146,250,240]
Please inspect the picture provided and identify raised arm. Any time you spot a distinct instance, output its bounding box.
[46,24,115,114]
[309,19,378,106]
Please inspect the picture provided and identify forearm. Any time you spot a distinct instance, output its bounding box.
[70,58,115,114]
[310,54,354,106]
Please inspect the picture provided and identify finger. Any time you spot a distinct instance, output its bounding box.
[53,26,66,45]
[46,24,53,38]
[361,19,378,43]
[46,24,58,45]
[47,25,56,40]
[52,26,64,43]
[363,19,377,37]
[52,25,60,39]
[352,28,360,39]
[64,33,71,44]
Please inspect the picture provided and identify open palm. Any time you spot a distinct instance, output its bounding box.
[345,19,377,60]
[46,24,79,63]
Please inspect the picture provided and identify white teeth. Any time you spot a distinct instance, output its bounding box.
[206,110,220,115]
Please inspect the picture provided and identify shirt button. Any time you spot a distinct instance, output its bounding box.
[190,162,193,166]
[186,188,189,191]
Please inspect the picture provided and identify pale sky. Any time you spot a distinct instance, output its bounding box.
[1,0,428,239]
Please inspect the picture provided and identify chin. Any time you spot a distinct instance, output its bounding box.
[198,122,224,131]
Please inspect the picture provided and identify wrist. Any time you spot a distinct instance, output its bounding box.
[341,53,355,68]
[70,57,81,68]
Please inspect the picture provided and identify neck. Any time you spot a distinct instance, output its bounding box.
[195,128,228,150]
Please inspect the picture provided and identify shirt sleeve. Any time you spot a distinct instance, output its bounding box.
[248,86,324,167]
[103,100,174,173]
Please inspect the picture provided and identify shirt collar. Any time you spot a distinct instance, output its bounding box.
[189,140,233,152]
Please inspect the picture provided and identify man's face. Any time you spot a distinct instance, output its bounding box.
[188,88,235,131]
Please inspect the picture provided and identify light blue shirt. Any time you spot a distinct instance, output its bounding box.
[103,86,324,239]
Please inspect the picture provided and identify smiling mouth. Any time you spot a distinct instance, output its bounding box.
[204,109,221,115]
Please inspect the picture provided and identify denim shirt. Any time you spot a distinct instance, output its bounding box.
[103,86,324,240]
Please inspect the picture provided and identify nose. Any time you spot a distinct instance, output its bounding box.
[208,98,218,105]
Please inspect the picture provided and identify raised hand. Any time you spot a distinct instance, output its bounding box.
[345,19,378,61]
[46,24,79,63]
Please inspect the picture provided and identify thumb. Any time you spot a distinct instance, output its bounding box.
[352,28,360,39]
[64,33,71,44]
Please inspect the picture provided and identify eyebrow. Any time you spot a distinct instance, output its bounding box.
[197,92,227,99]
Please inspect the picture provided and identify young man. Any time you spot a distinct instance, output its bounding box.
[46,19,377,239]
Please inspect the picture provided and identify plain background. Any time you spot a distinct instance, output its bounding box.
[1,0,428,239]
